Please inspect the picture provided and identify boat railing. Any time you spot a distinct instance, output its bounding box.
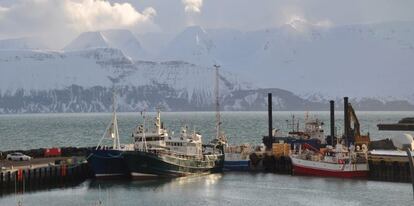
[135,148,207,161]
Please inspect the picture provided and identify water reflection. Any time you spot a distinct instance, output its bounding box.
[87,173,223,191]
[0,173,412,206]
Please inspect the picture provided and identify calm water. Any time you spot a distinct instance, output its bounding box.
[0,173,412,206]
[1,111,413,151]
[0,111,413,205]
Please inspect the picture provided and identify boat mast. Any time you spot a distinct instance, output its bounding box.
[95,90,120,150]
[214,64,221,140]
[112,90,120,150]
[156,107,161,135]
[141,110,148,152]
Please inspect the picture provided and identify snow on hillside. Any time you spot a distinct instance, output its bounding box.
[0,47,264,113]
[0,49,117,93]
[63,32,109,50]
[124,61,254,103]
[64,30,148,60]
[0,37,48,50]
[0,48,252,101]
[0,21,413,111]
[160,26,216,66]
[155,21,414,102]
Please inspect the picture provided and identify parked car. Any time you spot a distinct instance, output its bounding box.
[6,152,32,161]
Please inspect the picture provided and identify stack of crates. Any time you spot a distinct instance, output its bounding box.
[272,143,290,157]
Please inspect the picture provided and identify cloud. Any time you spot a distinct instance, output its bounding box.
[0,0,158,48]
[182,0,203,13]
[65,0,157,31]
[181,0,202,26]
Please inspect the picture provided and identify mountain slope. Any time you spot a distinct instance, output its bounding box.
[157,21,414,101]
[160,26,216,65]
[0,48,263,113]
[0,37,48,50]
[64,30,148,60]
[0,47,412,113]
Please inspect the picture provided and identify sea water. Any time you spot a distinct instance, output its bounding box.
[0,111,413,205]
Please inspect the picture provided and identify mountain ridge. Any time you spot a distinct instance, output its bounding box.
[1,22,414,112]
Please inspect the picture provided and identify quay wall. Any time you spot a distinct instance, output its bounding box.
[0,162,93,195]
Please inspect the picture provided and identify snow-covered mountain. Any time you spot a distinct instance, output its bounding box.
[63,29,148,60]
[156,21,414,102]
[1,21,414,113]
[159,26,217,65]
[0,48,280,113]
[0,37,48,50]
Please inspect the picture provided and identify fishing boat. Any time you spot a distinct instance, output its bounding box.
[124,66,226,179]
[124,125,225,179]
[263,114,326,151]
[87,93,133,178]
[224,144,252,171]
[290,143,369,178]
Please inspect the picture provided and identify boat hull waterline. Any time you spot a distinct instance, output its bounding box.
[88,149,128,178]
[291,157,368,178]
[223,160,250,171]
[124,151,224,179]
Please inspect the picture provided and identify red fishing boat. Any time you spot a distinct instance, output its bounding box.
[290,144,369,178]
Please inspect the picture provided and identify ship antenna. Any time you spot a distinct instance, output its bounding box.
[214,64,221,140]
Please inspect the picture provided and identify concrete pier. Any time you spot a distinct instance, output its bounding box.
[0,147,94,195]
[0,162,92,195]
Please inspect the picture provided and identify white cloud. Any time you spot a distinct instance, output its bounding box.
[0,0,158,48]
[65,0,157,31]
[182,0,202,13]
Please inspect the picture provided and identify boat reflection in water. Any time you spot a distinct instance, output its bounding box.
[88,173,223,191]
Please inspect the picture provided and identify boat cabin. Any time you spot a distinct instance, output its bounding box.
[132,111,169,150]
[165,126,203,157]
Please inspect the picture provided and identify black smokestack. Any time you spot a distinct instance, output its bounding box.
[268,93,272,141]
[330,100,335,145]
[344,97,349,146]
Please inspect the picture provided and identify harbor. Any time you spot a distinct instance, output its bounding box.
[0,0,413,205]
[1,96,414,203]
[0,66,413,204]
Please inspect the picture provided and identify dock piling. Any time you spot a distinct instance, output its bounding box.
[330,100,335,145]
[268,93,272,150]
[344,97,349,146]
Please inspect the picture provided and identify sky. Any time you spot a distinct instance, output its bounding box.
[0,0,413,48]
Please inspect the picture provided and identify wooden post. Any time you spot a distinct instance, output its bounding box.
[0,172,3,188]
[49,167,52,181]
[7,171,11,188]
[27,169,31,188]
[33,168,37,186]
[54,166,58,182]
[405,148,414,200]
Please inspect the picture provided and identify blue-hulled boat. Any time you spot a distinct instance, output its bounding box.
[224,144,252,171]
[87,93,132,178]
